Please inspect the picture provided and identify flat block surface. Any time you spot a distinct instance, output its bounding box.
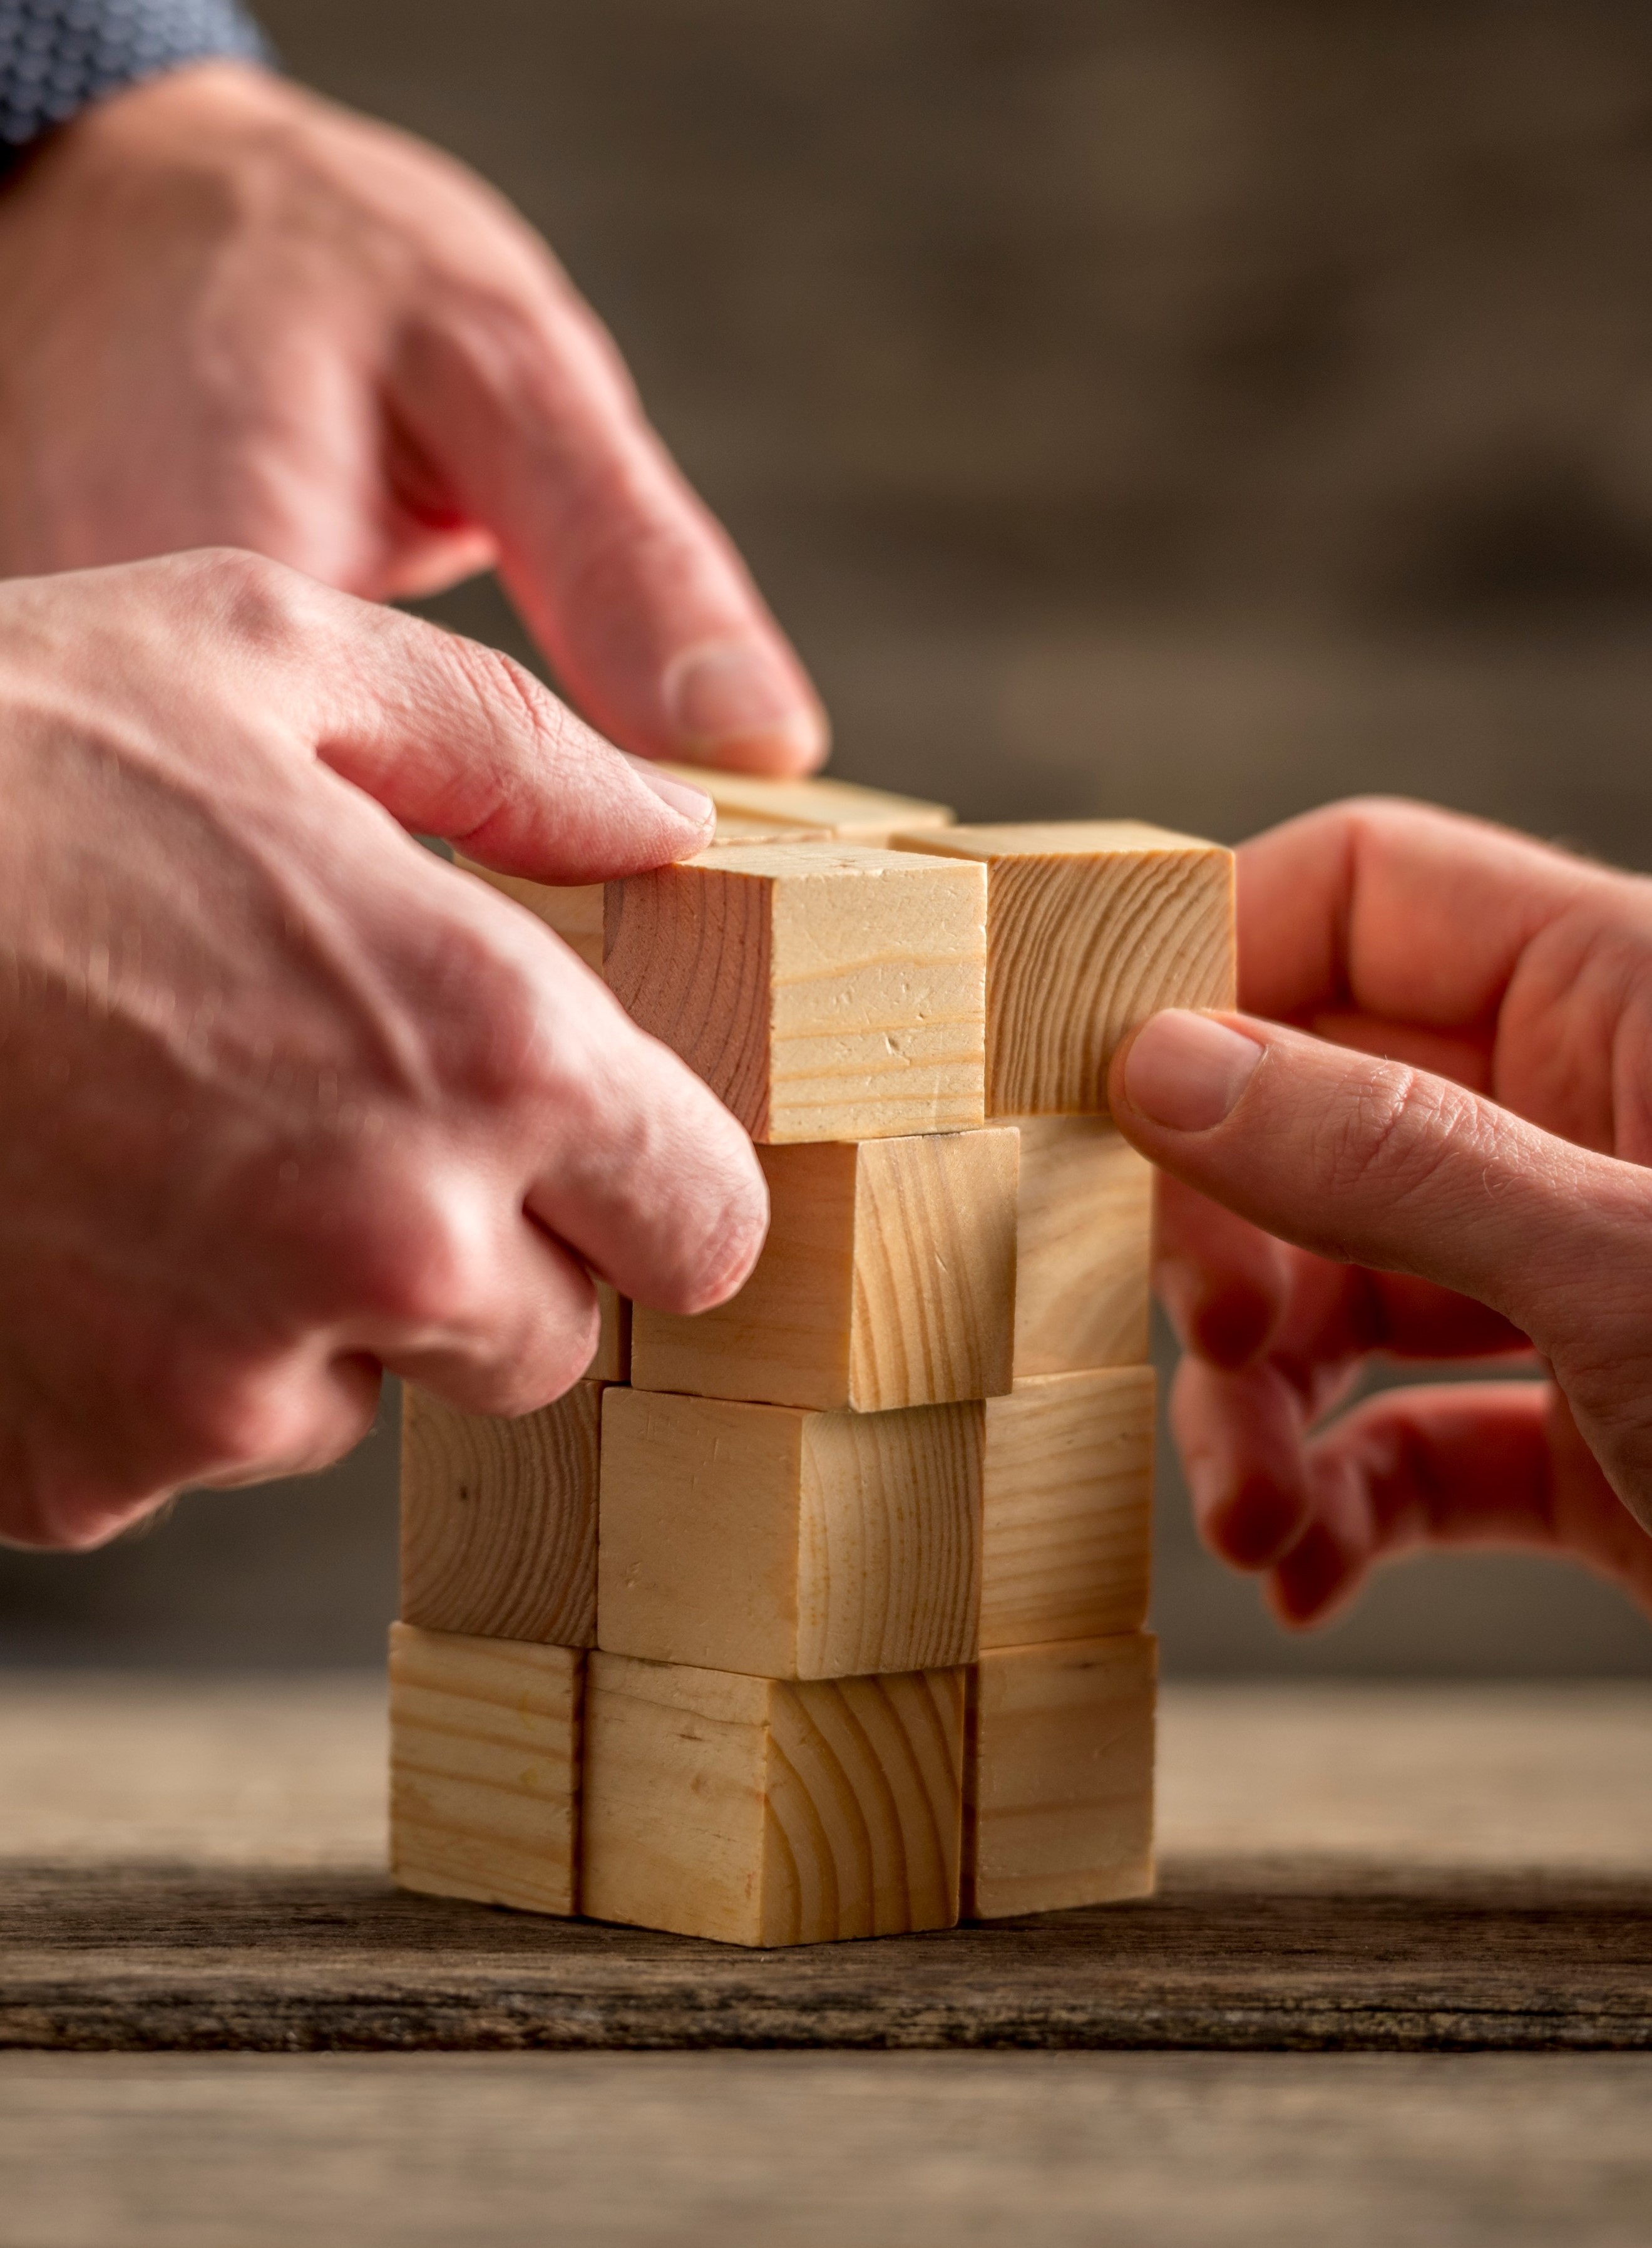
[582,1652,965,1946]
[400,1381,603,1647]
[631,1129,1018,1411]
[598,1389,981,1678]
[4,1679,1652,2051]
[650,765,954,844]
[893,822,1235,1116]
[387,1625,583,1919]
[1011,1116,1153,1376]
[965,1633,1157,1921]
[605,843,987,1142]
[980,1369,1154,1651]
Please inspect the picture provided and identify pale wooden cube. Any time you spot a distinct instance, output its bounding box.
[630,1128,1018,1411]
[963,1632,1156,1920]
[400,1380,604,1647]
[582,1651,965,1946]
[598,1388,980,1679]
[1011,1116,1153,1377]
[647,765,954,847]
[891,822,1234,1116]
[980,1368,1154,1652]
[454,856,606,972]
[604,842,987,1143]
[588,1282,630,1384]
[389,1623,583,1917]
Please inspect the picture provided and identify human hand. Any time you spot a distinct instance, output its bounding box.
[0,61,824,775]
[1108,799,1652,1626]
[0,549,766,1550]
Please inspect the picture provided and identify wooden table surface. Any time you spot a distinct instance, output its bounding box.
[1,1675,1648,2244]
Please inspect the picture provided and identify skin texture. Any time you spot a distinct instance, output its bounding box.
[0,61,826,775]
[1109,798,1652,1630]
[0,552,767,1552]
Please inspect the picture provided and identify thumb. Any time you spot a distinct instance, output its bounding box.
[1109,1010,1652,1524]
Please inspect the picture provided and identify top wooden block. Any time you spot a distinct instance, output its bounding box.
[890,822,1235,1116]
[605,842,987,1143]
[649,766,954,846]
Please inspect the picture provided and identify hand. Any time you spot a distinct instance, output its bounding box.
[0,550,766,1551]
[0,62,824,775]
[1108,799,1652,1627]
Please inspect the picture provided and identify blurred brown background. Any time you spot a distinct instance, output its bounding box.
[5,0,1652,1673]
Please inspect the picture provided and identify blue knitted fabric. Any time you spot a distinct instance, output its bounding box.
[0,0,267,164]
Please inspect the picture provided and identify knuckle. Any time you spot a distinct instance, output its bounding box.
[187,546,317,650]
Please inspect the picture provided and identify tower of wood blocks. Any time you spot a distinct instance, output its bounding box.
[393,779,1235,1946]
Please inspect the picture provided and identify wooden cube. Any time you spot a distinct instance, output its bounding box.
[454,855,605,972]
[389,1623,583,1917]
[582,1651,965,1945]
[980,1369,1154,1652]
[963,1632,1156,1920]
[604,842,987,1143]
[400,1379,604,1647]
[589,1282,630,1384]
[598,1388,981,1679]
[891,822,1234,1116]
[649,765,954,847]
[1011,1116,1153,1377]
[630,1128,1018,1412]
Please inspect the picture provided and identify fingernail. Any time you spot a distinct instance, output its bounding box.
[1123,1011,1263,1132]
[664,641,828,769]
[622,752,716,832]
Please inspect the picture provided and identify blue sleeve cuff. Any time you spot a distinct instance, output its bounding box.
[1,0,269,168]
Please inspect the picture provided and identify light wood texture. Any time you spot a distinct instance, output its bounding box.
[964,1632,1156,1920]
[980,1368,1154,1651]
[453,856,606,972]
[650,765,954,845]
[598,1388,981,1679]
[582,1651,965,1946]
[891,822,1235,1116]
[387,1624,583,1918]
[1010,1116,1154,1375]
[631,1128,1018,1411]
[400,1381,603,1648]
[9,2055,1649,2248]
[590,1282,630,1383]
[604,842,987,1143]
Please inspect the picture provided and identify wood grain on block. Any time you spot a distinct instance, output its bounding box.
[604,843,987,1143]
[401,1382,603,1647]
[649,765,954,845]
[890,822,1235,1116]
[980,1369,1154,1651]
[454,855,606,972]
[598,1388,981,1679]
[389,1623,583,1918]
[582,1651,965,1946]
[630,1128,1018,1411]
[964,1632,1156,1920]
[1011,1116,1152,1376]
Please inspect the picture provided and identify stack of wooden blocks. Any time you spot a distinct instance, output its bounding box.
[389,768,1234,1947]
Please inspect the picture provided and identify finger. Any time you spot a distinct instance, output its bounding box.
[1171,1353,1311,1568]
[1154,1175,1289,1368]
[386,283,828,775]
[1268,1382,1652,1627]
[169,550,718,879]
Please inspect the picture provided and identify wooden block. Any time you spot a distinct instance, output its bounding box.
[605,842,987,1143]
[454,855,605,972]
[589,1282,630,1384]
[980,1369,1154,1651]
[598,1388,980,1679]
[582,1651,964,1945]
[630,1128,1018,1411]
[649,765,954,845]
[1011,1116,1153,1376]
[400,1381,603,1647]
[963,1632,1156,1920]
[890,822,1235,1115]
[388,1622,583,1917]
